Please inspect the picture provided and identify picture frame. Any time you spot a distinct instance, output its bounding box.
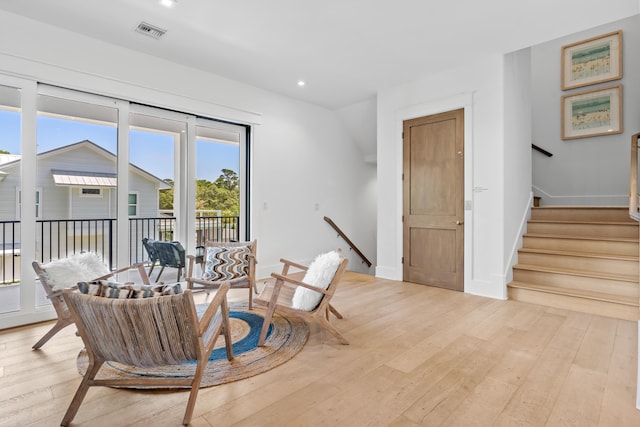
[561,84,622,140]
[561,30,622,90]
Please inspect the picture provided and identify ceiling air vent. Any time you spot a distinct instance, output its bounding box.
[135,21,167,39]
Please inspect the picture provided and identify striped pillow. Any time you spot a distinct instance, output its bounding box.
[77,280,182,298]
[202,245,251,282]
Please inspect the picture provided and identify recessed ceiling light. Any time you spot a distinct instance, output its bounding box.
[297,80,306,87]
[159,0,177,8]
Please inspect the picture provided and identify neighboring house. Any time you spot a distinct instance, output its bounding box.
[0,139,170,221]
[0,140,171,272]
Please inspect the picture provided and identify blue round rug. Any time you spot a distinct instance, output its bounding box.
[76,303,309,388]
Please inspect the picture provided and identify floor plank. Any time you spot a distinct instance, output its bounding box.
[1,271,639,426]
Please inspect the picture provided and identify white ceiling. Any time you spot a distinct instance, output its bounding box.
[0,0,637,110]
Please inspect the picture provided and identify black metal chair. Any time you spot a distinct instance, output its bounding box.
[141,237,160,276]
[152,240,186,281]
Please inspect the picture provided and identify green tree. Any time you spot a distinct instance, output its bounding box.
[215,169,239,191]
[158,171,239,216]
[159,179,174,210]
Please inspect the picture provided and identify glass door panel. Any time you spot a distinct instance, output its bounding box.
[35,94,118,275]
[0,85,22,314]
[195,120,245,244]
[128,110,181,266]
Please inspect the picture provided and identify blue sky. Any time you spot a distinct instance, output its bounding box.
[0,111,239,182]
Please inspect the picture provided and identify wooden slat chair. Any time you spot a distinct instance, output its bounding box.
[186,240,258,309]
[254,249,349,346]
[31,253,151,350]
[60,285,233,427]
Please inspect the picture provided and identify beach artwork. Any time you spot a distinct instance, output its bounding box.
[562,31,622,90]
[562,85,622,140]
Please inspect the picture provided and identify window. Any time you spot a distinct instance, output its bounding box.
[80,188,102,197]
[16,188,42,219]
[128,192,138,216]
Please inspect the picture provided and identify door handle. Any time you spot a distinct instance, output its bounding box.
[454,220,464,225]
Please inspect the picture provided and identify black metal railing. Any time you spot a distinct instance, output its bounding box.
[37,218,116,267]
[0,215,240,284]
[195,216,239,244]
[0,220,20,285]
[532,143,553,157]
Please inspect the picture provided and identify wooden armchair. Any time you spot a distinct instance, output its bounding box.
[60,285,233,426]
[254,249,349,346]
[186,240,257,309]
[31,253,151,350]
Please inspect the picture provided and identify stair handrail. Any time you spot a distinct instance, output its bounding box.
[630,132,640,221]
[532,143,553,157]
[323,216,372,267]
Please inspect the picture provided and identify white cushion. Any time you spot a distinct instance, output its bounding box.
[291,251,343,311]
[42,252,111,291]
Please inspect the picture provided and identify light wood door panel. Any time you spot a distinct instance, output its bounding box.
[403,109,464,291]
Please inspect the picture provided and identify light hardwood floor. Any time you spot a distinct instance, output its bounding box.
[1,272,639,426]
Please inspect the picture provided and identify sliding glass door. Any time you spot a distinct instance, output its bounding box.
[128,106,183,265]
[0,84,23,315]
[195,118,248,244]
[0,82,250,328]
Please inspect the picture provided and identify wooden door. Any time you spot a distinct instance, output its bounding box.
[403,108,464,291]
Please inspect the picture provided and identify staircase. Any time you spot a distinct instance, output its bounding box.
[508,206,640,321]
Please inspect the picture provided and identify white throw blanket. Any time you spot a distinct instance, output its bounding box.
[42,252,111,291]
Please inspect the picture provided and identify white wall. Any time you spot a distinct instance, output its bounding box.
[503,48,533,285]
[532,15,640,205]
[0,11,375,327]
[377,55,513,299]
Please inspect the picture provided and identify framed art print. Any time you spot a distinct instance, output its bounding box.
[561,30,622,90]
[561,84,622,140]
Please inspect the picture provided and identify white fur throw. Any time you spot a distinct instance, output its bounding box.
[291,251,343,311]
[42,252,111,291]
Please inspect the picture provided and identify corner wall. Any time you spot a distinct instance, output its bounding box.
[503,48,533,284]
[532,15,640,205]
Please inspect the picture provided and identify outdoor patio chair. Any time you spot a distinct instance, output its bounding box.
[141,237,160,276]
[254,248,349,346]
[31,252,151,350]
[152,240,186,281]
[186,240,257,309]
[59,285,233,426]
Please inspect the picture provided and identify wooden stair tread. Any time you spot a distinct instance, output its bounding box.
[523,233,638,243]
[528,219,638,225]
[518,247,639,261]
[513,206,640,321]
[513,263,639,283]
[532,206,628,209]
[508,281,639,306]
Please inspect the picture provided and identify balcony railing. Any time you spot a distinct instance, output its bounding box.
[0,215,239,284]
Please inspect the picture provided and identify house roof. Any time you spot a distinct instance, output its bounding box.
[51,169,117,187]
[0,140,171,190]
